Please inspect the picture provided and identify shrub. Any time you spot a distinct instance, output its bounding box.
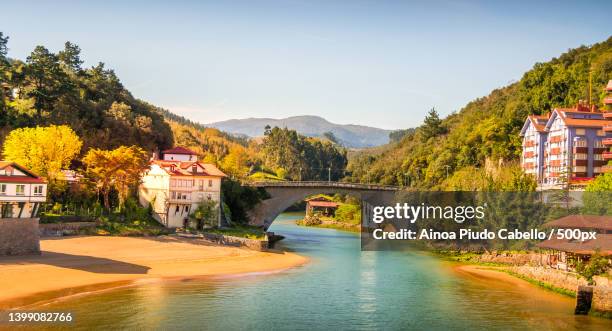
[576,252,610,284]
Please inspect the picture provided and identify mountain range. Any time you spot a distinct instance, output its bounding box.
[207,115,392,148]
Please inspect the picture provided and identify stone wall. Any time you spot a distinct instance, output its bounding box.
[39,222,97,237]
[510,265,612,315]
[509,265,586,293]
[198,232,269,251]
[0,218,40,256]
[592,276,612,314]
[477,252,545,265]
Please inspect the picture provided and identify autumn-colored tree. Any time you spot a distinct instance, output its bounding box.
[83,145,148,209]
[2,125,82,182]
[221,145,250,178]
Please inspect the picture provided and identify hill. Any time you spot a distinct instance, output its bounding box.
[346,37,612,189]
[207,115,392,148]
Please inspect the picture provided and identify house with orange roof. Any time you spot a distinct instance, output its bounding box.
[521,85,612,190]
[138,147,227,228]
[0,161,47,218]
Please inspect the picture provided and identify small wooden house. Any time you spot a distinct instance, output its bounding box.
[537,215,612,271]
[305,196,339,217]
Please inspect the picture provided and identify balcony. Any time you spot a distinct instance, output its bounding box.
[523,140,536,147]
[550,147,562,155]
[549,135,564,143]
[603,138,612,145]
[602,165,612,173]
[604,151,612,160]
[523,152,535,158]
[604,124,612,132]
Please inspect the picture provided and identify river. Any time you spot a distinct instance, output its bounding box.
[33,212,612,330]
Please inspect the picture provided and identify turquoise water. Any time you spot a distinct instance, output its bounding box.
[33,213,611,330]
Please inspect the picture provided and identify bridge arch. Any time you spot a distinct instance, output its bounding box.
[245,182,398,229]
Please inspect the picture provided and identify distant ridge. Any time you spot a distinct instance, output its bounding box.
[207,115,392,148]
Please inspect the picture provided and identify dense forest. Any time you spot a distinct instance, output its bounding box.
[346,37,612,189]
[0,33,173,154]
[0,33,347,183]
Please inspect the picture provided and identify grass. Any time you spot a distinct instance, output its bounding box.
[96,217,172,236]
[500,269,577,298]
[248,171,285,181]
[207,224,266,240]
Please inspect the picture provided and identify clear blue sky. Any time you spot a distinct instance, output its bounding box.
[2,0,610,129]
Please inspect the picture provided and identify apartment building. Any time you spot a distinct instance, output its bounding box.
[520,82,612,189]
[0,161,47,218]
[138,147,227,228]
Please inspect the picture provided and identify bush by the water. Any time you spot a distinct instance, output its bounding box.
[297,215,323,226]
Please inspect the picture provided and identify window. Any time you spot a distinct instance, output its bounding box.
[0,184,5,195]
[15,185,25,195]
[596,130,605,137]
[192,165,197,173]
[575,128,585,136]
[33,185,44,196]
[207,194,212,201]
[208,179,213,187]
[184,206,189,213]
[175,205,180,214]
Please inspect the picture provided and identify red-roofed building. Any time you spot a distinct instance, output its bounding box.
[0,161,47,218]
[520,93,612,189]
[161,147,199,161]
[305,196,340,217]
[138,147,227,228]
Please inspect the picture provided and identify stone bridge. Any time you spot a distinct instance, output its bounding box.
[246,181,400,229]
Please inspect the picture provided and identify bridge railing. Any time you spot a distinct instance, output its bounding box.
[244,180,399,191]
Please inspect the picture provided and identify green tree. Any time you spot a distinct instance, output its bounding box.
[420,108,445,141]
[190,199,219,229]
[25,46,71,118]
[58,41,83,72]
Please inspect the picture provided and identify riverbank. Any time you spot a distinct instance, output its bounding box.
[295,217,360,232]
[0,235,308,309]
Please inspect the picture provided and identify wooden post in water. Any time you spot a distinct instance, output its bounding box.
[575,285,593,315]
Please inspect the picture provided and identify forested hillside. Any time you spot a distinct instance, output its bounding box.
[0,33,347,182]
[346,37,612,189]
[0,33,173,154]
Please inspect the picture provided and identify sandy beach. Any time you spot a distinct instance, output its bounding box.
[0,236,308,309]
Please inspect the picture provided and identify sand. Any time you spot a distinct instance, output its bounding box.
[0,236,308,308]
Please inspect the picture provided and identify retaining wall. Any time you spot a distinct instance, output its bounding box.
[39,222,97,237]
[593,276,612,314]
[199,232,269,251]
[0,218,40,256]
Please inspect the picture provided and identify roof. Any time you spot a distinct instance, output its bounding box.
[152,160,226,177]
[307,200,340,208]
[545,108,610,130]
[0,161,45,183]
[537,234,612,255]
[542,215,612,231]
[305,195,333,202]
[529,115,548,132]
[162,146,197,155]
[0,175,46,183]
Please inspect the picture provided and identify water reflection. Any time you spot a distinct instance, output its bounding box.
[32,213,612,331]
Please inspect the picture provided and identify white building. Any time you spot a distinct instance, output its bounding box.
[138,147,227,228]
[0,161,47,218]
